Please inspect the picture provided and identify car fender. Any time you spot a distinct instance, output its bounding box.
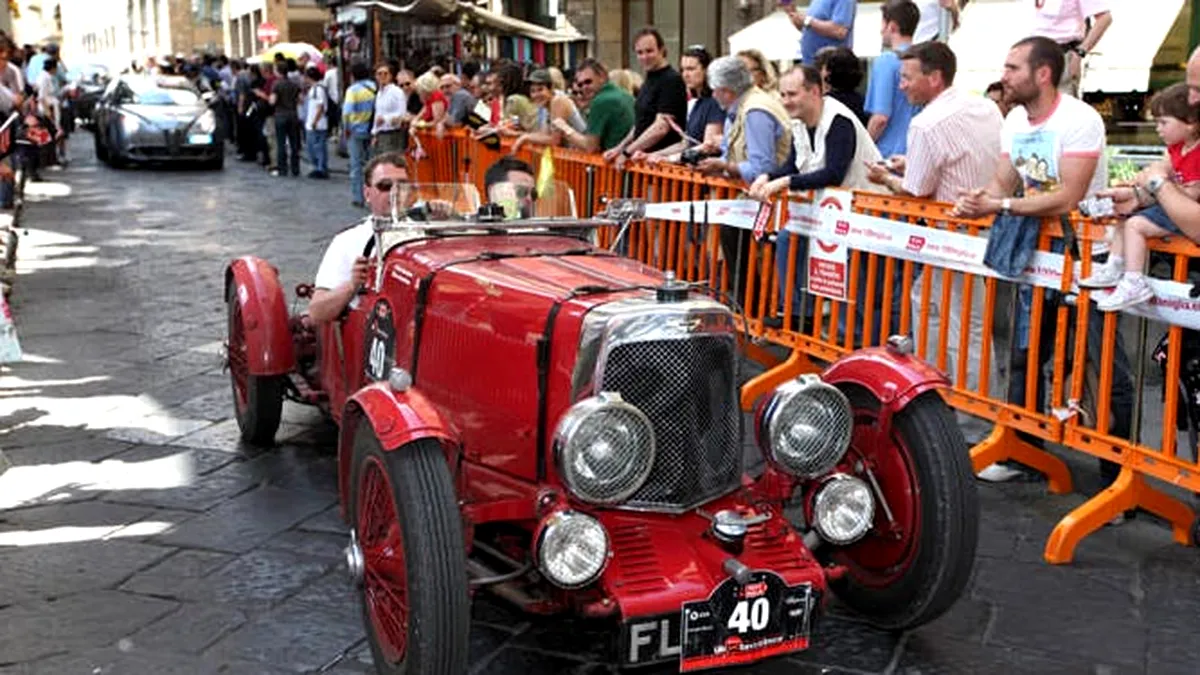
[821,346,949,413]
[338,383,460,511]
[225,256,295,376]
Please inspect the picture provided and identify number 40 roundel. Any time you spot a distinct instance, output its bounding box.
[362,299,396,382]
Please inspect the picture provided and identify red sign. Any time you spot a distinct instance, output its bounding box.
[256,21,280,44]
[807,191,850,301]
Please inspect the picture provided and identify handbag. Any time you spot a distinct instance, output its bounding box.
[983,211,1041,278]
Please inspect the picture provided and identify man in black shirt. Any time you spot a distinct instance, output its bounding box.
[604,27,688,164]
[269,58,303,176]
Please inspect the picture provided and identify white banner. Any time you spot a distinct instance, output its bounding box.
[640,194,1200,331]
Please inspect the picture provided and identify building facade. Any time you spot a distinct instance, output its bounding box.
[58,0,223,70]
[224,0,328,59]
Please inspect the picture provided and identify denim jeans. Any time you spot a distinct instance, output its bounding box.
[274,114,302,176]
[774,233,810,319]
[306,128,328,175]
[348,132,371,204]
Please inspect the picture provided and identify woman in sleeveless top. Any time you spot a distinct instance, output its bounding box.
[511,69,587,154]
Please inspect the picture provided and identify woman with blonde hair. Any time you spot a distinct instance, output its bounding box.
[737,49,777,92]
[409,71,449,131]
[546,66,567,94]
[609,69,643,97]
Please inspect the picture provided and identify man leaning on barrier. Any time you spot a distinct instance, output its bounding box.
[952,36,1133,497]
[696,55,793,311]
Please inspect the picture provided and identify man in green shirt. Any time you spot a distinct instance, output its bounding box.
[554,58,634,152]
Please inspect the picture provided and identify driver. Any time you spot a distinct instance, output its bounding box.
[309,151,409,323]
[308,154,536,323]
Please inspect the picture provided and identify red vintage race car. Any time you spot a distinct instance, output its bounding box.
[224,183,979,674]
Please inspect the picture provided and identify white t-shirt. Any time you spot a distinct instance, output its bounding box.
[1000,93,1107,199]
[314,219,374,292]
[305,84,328,131]
[1031,0,1109,44]
[324,68,341,105]
[373,83,407,134]
[913,0,945,43]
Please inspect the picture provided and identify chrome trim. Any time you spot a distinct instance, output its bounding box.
[552,391,656,505]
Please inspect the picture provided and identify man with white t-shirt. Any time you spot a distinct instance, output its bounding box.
[303,66,329,179]
[1030,0,1112,96]
[953,36,1132,495]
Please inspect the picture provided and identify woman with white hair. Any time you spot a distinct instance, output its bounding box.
[409,71,448,131]
[695,55,791,182]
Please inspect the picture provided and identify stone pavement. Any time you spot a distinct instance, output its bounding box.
[0,139,1198,675]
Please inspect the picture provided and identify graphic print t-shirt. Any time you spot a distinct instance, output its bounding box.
[1000,94,1107,198]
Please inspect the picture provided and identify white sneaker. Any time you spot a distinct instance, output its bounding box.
[1095,274,1153,312]
[976,463,1024,482]
[1077,263,1122,289]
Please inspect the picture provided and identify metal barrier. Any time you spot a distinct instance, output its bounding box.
[411,129,1199,562]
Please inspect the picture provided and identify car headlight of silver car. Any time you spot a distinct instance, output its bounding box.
[536,510,609,588]
[812,474,875,545]
[194,110,216,133]
[553,391,655,505]
[120,114,141,134]
[756,374,852,478]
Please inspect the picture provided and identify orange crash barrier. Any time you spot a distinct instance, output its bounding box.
[409,130,1199,563]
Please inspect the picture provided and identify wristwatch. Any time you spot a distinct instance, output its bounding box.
[803,15,813,28]
[1072,46,1087,58]
[1147,175,1167,197]
[1001,197,1012,213]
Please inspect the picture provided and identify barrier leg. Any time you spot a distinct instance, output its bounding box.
[741,338,784,370]
[740,348,821,411]
[1044,468,1194,564]
[970,424,1073,495]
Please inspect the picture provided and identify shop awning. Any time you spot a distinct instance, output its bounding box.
[346,0,457,19]
[458,3,588,44]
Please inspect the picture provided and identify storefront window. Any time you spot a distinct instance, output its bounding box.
[623,0,722,70]
[651,0,679,73]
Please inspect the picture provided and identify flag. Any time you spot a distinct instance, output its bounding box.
[536,145,555,201]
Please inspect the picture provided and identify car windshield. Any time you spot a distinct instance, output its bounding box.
[127,79,199,106]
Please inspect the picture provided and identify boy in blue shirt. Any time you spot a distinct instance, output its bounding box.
[865,1,920,158]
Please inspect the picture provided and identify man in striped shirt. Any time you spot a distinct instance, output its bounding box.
[866,40,1003,447]
[342,61,377,207]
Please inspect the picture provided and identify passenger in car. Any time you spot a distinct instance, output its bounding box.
[308,152,410,323]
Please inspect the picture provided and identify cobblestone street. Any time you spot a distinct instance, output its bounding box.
[0,140,1198,674]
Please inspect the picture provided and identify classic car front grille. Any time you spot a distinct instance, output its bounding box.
[598,336,741,511]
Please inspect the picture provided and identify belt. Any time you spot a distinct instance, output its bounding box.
[375,128,405,135]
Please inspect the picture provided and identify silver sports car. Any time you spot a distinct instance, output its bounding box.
[92,75,223,169]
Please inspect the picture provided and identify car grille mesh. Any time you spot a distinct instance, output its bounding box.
[598,336,740,510]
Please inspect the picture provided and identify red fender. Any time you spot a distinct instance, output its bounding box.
[338,383,459,515]
[821,346,949,413]
[225,256,296,376]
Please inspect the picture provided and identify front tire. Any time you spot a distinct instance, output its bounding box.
[350,426,470,675]
[226,284,283,446]
[827,386,979,631]
[93,129,109,164]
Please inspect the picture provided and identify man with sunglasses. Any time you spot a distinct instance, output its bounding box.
[557,58,634,153]
[309,152,410,323]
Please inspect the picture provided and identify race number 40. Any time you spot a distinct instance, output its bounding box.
[727,597,770,634]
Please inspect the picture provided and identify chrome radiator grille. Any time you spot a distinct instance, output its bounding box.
[597,335,741,510]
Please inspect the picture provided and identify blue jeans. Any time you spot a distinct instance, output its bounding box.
[348,132,371,204]
[306,128,328,175]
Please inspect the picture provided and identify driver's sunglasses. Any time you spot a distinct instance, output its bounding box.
[374,179,402,191]
[512,185,536,200]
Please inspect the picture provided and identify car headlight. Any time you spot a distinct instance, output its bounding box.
[194,110,216,133]
[120,114,140,134]
[536,511,609,588]
[812,474,875,545]
[553,392,655,504]
[755,374,852,478]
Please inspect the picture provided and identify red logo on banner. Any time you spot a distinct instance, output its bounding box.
[835,219,850,235]
[907,235,927,252]
[752,202,772,242]
[817,239,839,253]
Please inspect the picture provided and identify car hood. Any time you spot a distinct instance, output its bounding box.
[120,104,206,129]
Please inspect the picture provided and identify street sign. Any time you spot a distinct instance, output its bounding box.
[256,21,280,44]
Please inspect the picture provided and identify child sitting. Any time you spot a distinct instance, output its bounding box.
[1078,83,1200,311]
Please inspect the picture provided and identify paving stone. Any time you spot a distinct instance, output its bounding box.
[0,540,173,604]
[897,635,1135,675]
[971,558,1137,616]
[985,601,1146,667]
[289,570,357,610]
[204,597,365,672]
[119,549,234,598]
[128,603,248,654]
[179,548,330,609]
[790,613,901,672]
[0,436,132,467]
[0,648,299,675]
[170,388,235,422]
[0,590,177,663]
[172,419,251,453]
[296,505,348,534]
[105,443,238,476]
[102,460,259,512]
[103,416,214,446]
[156,486,333,553]
[263,529,347,562]
[0,500,155,531]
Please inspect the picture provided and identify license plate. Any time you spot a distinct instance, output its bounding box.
[680,571,814,672]
[187,133,212,145]
[620,572,815,671]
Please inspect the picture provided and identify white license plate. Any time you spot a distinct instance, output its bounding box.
[187,133,212,145]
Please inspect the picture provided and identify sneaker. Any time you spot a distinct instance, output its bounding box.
[269,169,280,177]
[976,462,1025,482]
[1077,263,1122,289]
[1095,274,1153,312]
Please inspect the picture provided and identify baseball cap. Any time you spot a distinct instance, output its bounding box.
[527,69,553,86]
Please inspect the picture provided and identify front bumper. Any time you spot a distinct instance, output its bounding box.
[120,129,220,162]
[594,494,826,670]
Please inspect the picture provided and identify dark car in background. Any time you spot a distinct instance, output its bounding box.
[67,63,110,129]
[92,75,223,170]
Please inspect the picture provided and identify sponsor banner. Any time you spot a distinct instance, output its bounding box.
[641,195,1200,331]
[803,190,852,302]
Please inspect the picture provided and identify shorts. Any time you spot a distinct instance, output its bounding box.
[1133,203,1184,236]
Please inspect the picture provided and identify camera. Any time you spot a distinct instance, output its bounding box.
[1078,195,1115,218]
[680,146,716,166]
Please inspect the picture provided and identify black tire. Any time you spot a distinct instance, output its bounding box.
[94,129,109,164]
[226,284,284,446]
[350,426,470,675]
[830,386,979,631]
[205,151,225,171]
